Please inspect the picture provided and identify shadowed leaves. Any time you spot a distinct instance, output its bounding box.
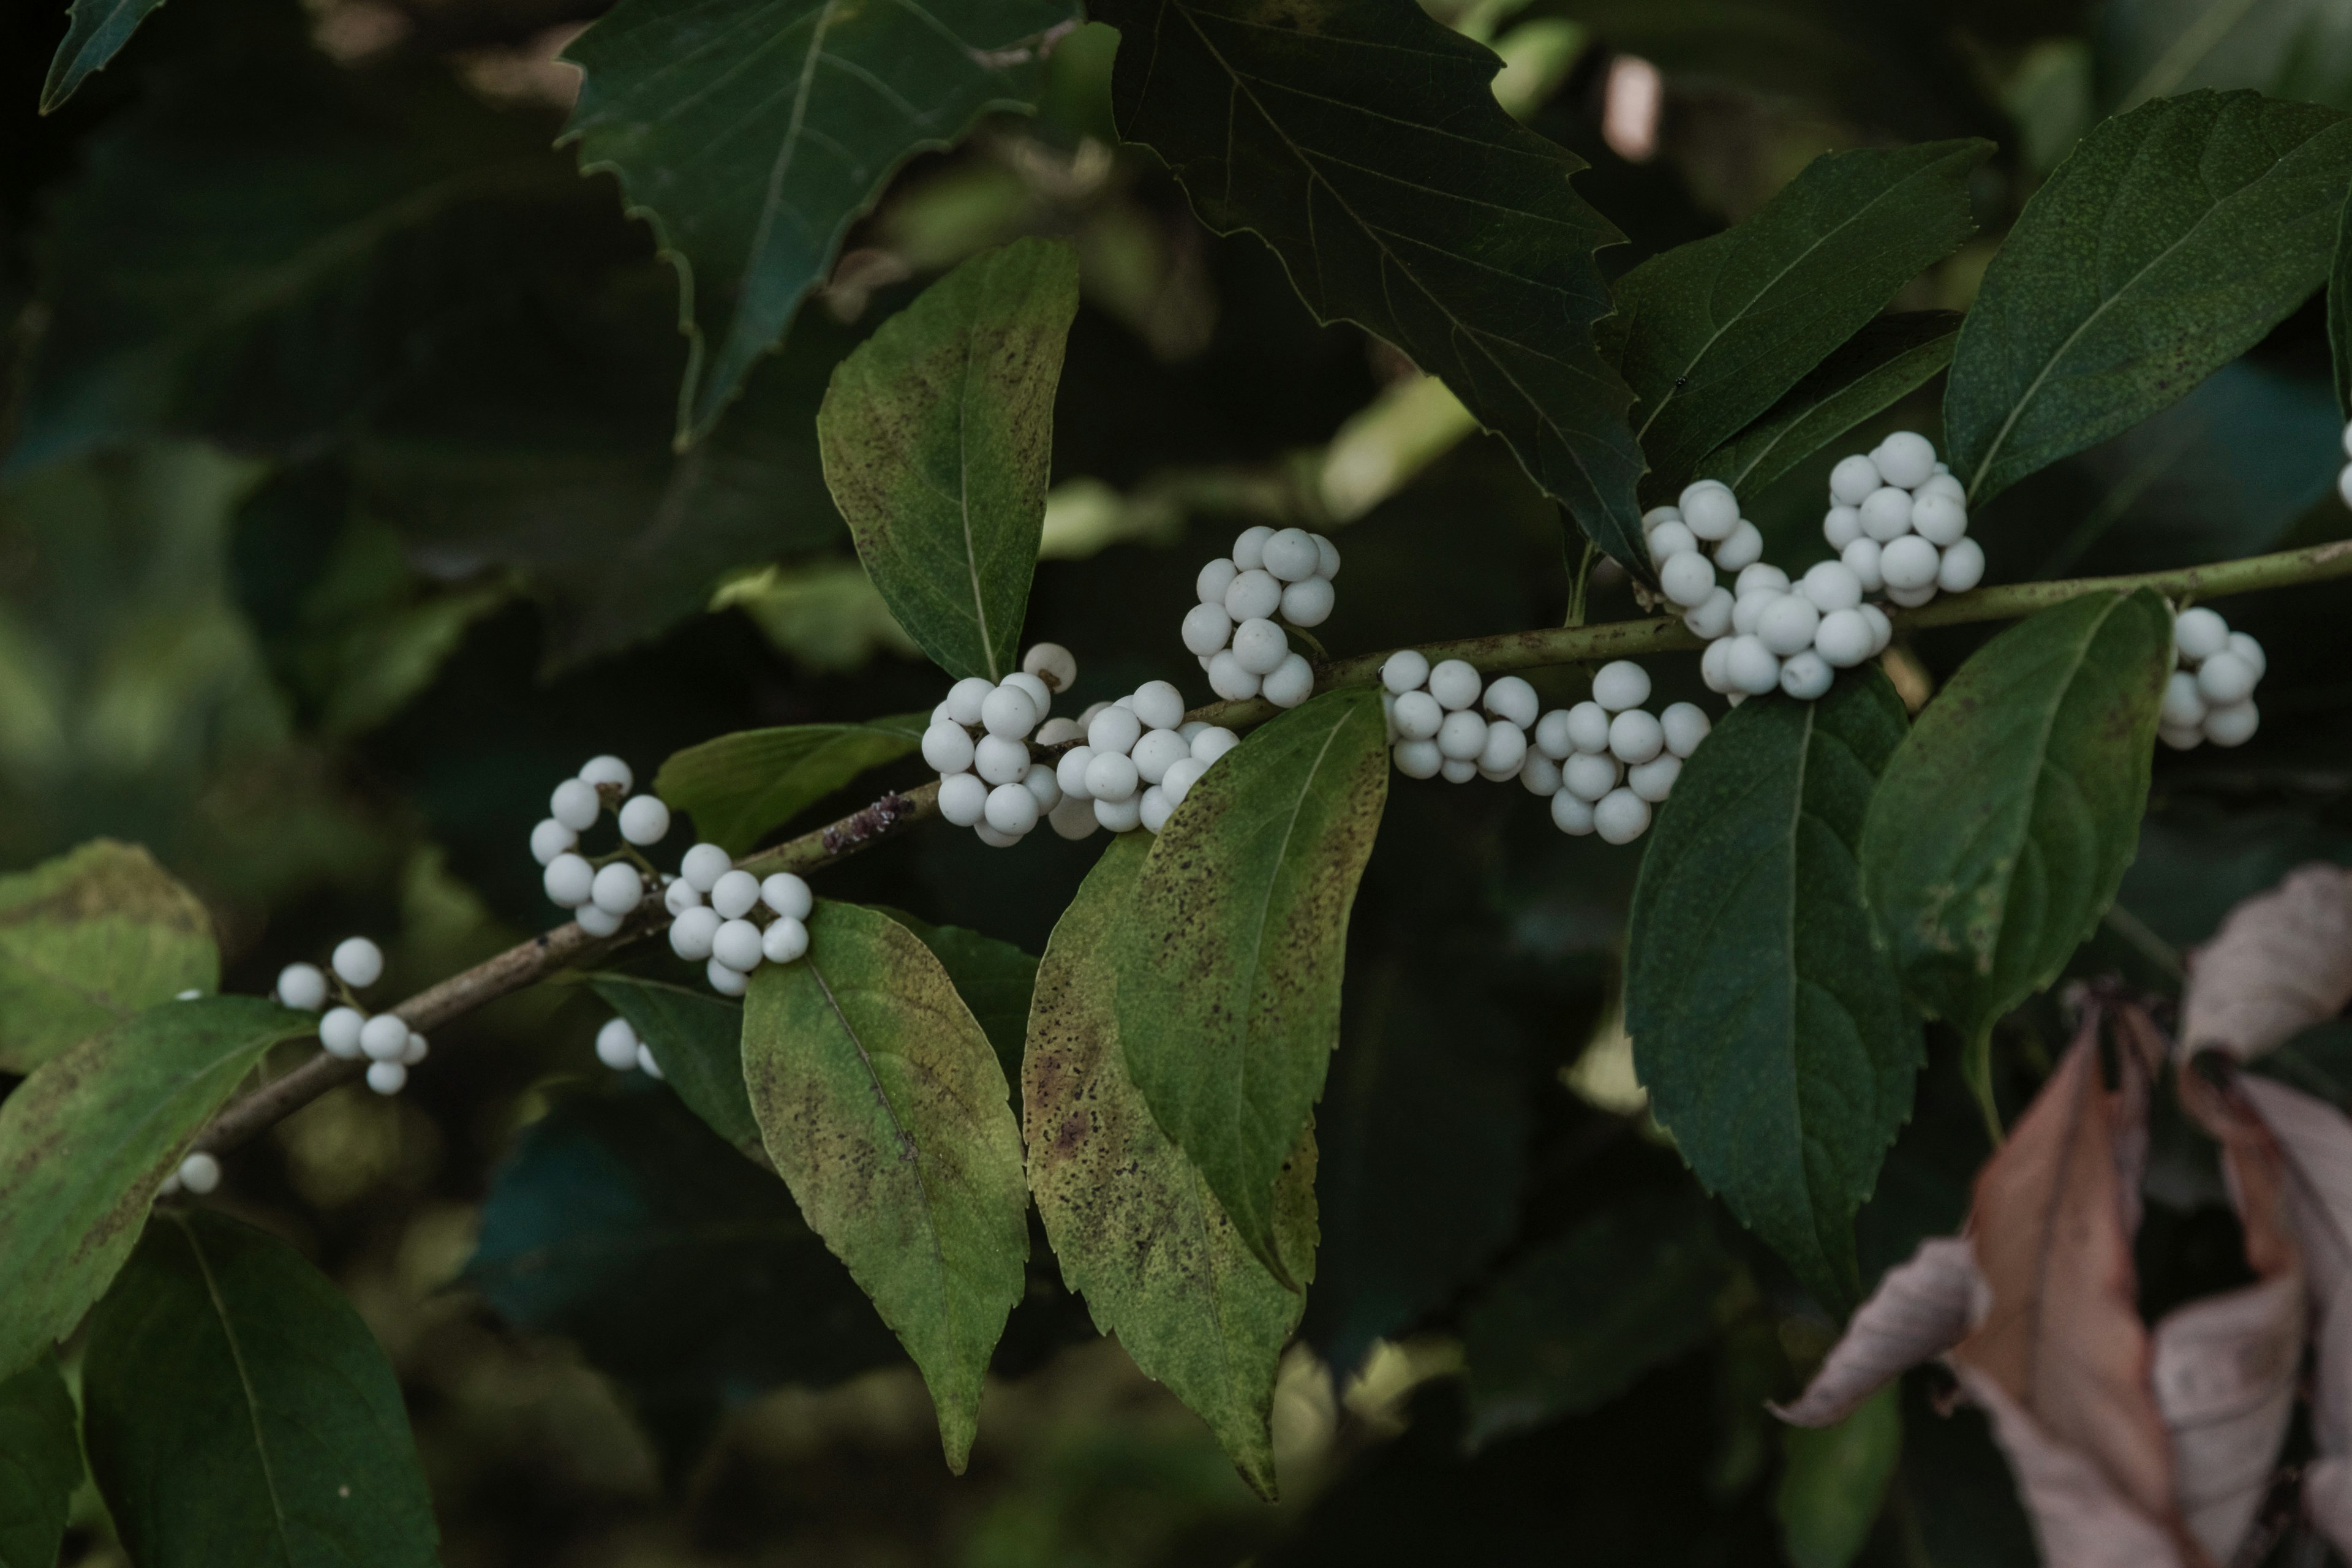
[0,1354,80,1568]
[1696,312,1962,502]
[587,974,759,1154]
[655,717,925,857]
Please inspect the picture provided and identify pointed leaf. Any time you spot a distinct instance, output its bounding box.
[655,717,924,856]
[40,0,165,111]
[1461,1192,1729,1448]
[816,241,1077,679]
[741,900,1029,1471]
[0,995,313,1380]
[1777,1384,1902,1568]
[1945,89,2352,506]
[1023,834,1314,1498]
[1627,671,1918,1308]
[1859,591,2171,1107]
[878,910,1038,1092]
[1695,312,1962,501]
[2179,862,2352,1062]
[0,839,219,1074]
[0,1354,80,1568]
[1775,1237,1980,1427]
[1606,141,1989,502]
[1117,687,1389,1276]
[561,0,1079,446]
[1093,0,1647,565]
[587,975,760,1154]
[465,1088,903,1406]
[83,1209,438,1567]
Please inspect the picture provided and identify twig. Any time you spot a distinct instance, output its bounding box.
[191,538,2352,1152]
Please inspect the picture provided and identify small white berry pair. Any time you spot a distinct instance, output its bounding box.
[2161,606,2264,750]
[532,755,671,937]
[282,937,427,1097]
[927,643,1082,847]
[666,850,813,997]
[594,1014,664,1079]
[1055,684,1238,836]
[1188,525,1335,707]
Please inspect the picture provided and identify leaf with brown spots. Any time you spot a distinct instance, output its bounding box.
[1024,834,1316,1499]
[1949,1019,2204,1564]
[2179,862,2352,1063]
[1116,686,1387,1279]
[0,995,312,1381]
[741,900,1029,1472]
[0,840,218,1074]
[1858,589,2171,1127]
[816,239,1079,681]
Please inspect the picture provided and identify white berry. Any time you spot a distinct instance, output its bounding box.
[981,684,1039,740]
[1521,753,1562,795]
[1758,594,1821,657]
[1393,690,1443,741]
[712,919,764,973]
[1879,535,1940,592]
[1551,790,1596,835]
[2203,699,2259,747]
[592,862,645,916]
[1382,650,1430,694]
[1193,726,1240,765]
[709,869,760,919]
[1588,661,1646,712]
[1049,797,1100,840]
[1231,618,1289,676]
[1565,701,1612,753]
[618,796,671,846]
[1224,569,1282,622]
[761,873,812,919]
[1815,609,1875,669]
[1281,576,1335,627]
[543,854,594,907]
[1262,655,1314,708]
[1056,745,1099,799]
[923,721,976,773]
[360,1013,409,1062]
[1829,454,1882,507]
[1910,491,1967,546]
[576,905,624,938]
[1594,788,1651,845]
[1392,739,1443,778]
[1232,526,1273,570]
[2227,631,2266,679]
[1684,586,1735,639]
[176,1152,221,1194]
[530,818,577,867]
[680,842,733,893]
[938,772,989,827]
[1004,671,1053,717]
[366,1061,407,1096]
[550,778,602,832]
[1086,750,1141,801]
[1564,752,1619,802]
[1871,432,1937,489]
[1197,557,1239,606]
[1823,505,1863,550]
[1207,652,1260,701]
[763,917,810,963]
[704,958,749,997]
[944,676,994,726]
[1841,537,1885,594]
[669,906,721,960]
[1428,660,1482,711]
[1659,550,1717,609]
[974,734,1029,786]
[578,755,633,792]
[1313,534,1341,580]
[1095,793,1144,832]
[1037,717,1084,747]
[1482,676,1539,728]
[1678,480,1740,540]
[276,963,327,1011]
[1022,763,1062,813]
[1022,642,1077,692]
[1779,650,1834,701]
[1436,709,1488,761]
[1132,681,1186,732]
[1859,487,1914,542]
[1479,721,1528,778]
[1726,635,1781,696]
[1648,521,1698,563]
[1608,709,1664,764]
[1801,561,1863,614]
[1628,753,1681,802]
[1161,756,1208,805]
[1262,528,1321,581]
[1660,703,1709,758]
[1887,581,1937,609]
[597,1017,639,1070]
[2198,650,2257,705]
[1533,709,1576,760]
[1714,521,1765,572]
[2174,606,2230,663]
[1131,729,1190,783]
[1182,602,1234,657]
[2161,671,2207,728]
[1138,786,1174,833]
[320,1007,365,1058]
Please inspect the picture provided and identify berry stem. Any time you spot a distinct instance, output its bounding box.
[190,535,2352,1153]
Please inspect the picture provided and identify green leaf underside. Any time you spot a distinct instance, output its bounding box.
[818,239,1079,680]
[39,0,165,113]
[1627,673,1917,1310]
[1777,1384,1903,1568]
[0,996,312,1381]
[1697,312,1962,500]
[1944,89,2352,507]
[876,910,1039,1093]
[1093,0,1646,566]
[560,0,1077,447]
[741,900,1028,1471]
[0,839,219,1074]
[587,974,760,1153]
[0,1355,81,1568]
[1606,140,1989,505]
[2331,178,2352,421]
[1023,835,1314,1498]
[82,1210,438,1567]
[1859,591,2171,1063]
[654,716,924,856]
[1461,1193,1729,1449]
[465,1089,903,1404]
[1116,687,1389,1279]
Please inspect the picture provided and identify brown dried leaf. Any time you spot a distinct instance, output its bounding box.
[1954,1020,2201,1559]
[2236,1074,2352,1552]
[2180,863,2352,1062]
[1773,1237,1979,1427]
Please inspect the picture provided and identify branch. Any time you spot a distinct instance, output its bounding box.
[192,538,2352,1153]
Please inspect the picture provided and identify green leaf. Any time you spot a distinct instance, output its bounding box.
[1859,590,2171,1118]
[1627,671,1917,1310]
[817,240,1079,680]
[1461,1193,1730,1449]
[1023,834,1314,1498]
[0,839,219,1074]
[0,1354,81,1568]
[1605,140,1989,503]
[587,974,759,1154]
[1695,312,1962,500]
[2097,0,2352,115]
[1093,0,1647,565]
[466,1087,903,1414]
[876,910,1039,1093]
[741,900,1029,1471]
[2332,178,2352,421]
[560,0,1079,447]
[1777,1385,1902,1568]
[0,995,313,1381]
[40,0,165,112]
[1117,687,1389,1279]
[82,1208,438,1567]
[1943,89,2352,507]
[653,717,925,856]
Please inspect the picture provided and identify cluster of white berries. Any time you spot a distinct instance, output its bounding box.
[1186,526,1336,707]
[1820,431,1983,606]
[530,755,673,937]
[664,851,813,997]
[275,937,428,1097]
[1635,477,1766,633]
[1695,560,1894,701]
[593,1014,664,1079]
[923,643,1089,846]
[1380,653,1706,845]
[2161,606,2265,750]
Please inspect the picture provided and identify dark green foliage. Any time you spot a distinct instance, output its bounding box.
[1628,673,1917,1308]
[587,974,760,1153]
[654,718,924,856]
[878,908,1039,1091]
[2333,178,2352,418]
[1697,312,1962,500]
[84,1210,439,1567]
[0,1354,80,1568]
